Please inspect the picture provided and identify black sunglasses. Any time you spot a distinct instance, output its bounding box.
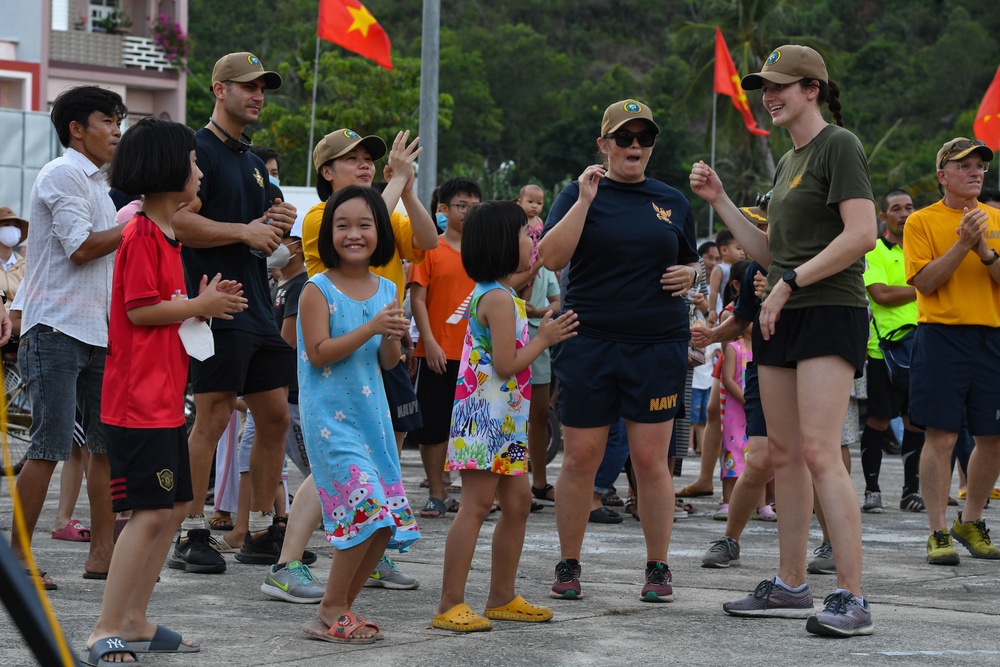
[939,139,986,168]
[605,130,656,148]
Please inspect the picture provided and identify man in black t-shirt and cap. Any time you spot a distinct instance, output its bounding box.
[171,52,301,574]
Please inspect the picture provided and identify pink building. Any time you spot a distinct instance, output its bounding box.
[0,0,188,120]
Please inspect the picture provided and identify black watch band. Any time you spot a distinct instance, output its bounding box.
[982,249,1000,266]
[782,269,800,292]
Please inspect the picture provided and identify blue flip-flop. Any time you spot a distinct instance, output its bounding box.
[128,626,200,653]
[80,636,138,666]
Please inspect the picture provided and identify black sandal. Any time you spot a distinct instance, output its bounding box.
[624,496,640,522]
[531,484,555,502]
[602,486,624,507]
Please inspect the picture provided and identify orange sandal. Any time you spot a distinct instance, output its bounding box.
[302,612,380,644]
[432,603,493,632]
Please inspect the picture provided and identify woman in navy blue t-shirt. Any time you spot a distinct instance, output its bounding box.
[539,99,699,603]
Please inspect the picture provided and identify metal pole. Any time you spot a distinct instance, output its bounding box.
[708,91,717,238]
[417,0,440,211]
[306,37,320,189]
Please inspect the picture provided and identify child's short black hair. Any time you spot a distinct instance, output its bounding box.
[109,118,196,196]
[723,259,752,307]
[438,177,482,205]
[250,146,280,170]
[462,200,527,283]
[715,229,735,247]
[51,86,127,148]
[318,185,395,269]
[697,240,717,256]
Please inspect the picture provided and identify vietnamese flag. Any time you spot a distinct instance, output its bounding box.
[317,0,393,70]
[973,64,1000,149]
[714,27,768,137]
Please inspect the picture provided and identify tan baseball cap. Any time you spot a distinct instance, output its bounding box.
[935,137,994,171]
[211,52,281,90]
[741,45,828,90]
[312,129,387,171]
[0,206,27,245]
[601,99,660,136]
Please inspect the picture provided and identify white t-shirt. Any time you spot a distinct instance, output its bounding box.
[693,342,720,390]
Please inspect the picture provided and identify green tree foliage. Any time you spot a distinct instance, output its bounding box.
[187,0,1000,229]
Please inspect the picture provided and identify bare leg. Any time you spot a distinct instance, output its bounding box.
[187,392,238,519]
[486,475,532,609]
[961,435,1000,524]
[243,388,290,515]
[53,444,89,530]
[686,380,721,493]
[278,475,322,563]
[316,528,390,638]
[921,427,958,533]
[528,384,552,493]
[10,459,58,562]
[419,443,450,504]
[85,452,114,575]
[627,420,675,562]
[725,436,772,540]
[223,472,251,549]
[436,470,501,614]
[555,425,610,560]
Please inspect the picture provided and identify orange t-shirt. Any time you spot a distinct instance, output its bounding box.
[409,240,475,360]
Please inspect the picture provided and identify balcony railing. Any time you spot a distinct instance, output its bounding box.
[49,30,177,72]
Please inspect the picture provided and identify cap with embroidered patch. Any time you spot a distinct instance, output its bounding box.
[601,99,660,136]
[211,52,281,91]
[935,137,994,172]
[741,45,828,91]
[312,129,387,171]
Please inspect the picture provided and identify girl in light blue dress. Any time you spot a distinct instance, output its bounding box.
[297,186,419,644]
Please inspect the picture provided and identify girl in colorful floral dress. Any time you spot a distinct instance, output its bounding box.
[431,201,578,632]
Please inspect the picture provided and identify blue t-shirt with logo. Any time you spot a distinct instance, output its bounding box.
[544,177,698,343]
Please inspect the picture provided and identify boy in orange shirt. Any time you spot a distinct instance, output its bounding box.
[410,177,482,517]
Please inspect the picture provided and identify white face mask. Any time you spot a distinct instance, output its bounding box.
[266,243,292,269]
[0,226,21,248]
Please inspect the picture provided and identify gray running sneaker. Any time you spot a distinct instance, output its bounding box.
[364,555,420,589]
[723,578,814,618]
[807,541,836,574]
[862,490,883,514]
[806,591,874,637]
[899,493,926,512]
[260,560,325,603]
[701,537,741,568]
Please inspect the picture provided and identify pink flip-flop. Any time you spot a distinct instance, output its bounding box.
[52,520,91,542]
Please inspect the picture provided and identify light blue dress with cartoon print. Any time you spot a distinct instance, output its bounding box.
[297,273,420,551]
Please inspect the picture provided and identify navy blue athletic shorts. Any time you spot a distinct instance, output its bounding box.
[908,324,1000,435]
[744,361,767,438]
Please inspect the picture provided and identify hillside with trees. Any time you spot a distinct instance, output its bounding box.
[186,0,1000,232]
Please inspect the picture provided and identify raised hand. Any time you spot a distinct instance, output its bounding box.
[689,160,726,205]
[537,309,579,346]
[578,165,606,204]
[385,130,422,186]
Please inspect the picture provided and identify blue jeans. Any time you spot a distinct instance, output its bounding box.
[18,326,107,460]
[594,418,630,493]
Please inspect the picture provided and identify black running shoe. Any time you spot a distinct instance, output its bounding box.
[236,524,316,565]
[169,529,227,574]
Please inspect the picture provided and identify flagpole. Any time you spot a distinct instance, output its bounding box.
[306,37,320,189]
[417,0,440,211]
[708,91,716,239]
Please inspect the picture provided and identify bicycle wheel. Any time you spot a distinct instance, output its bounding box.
[3,363,31,474]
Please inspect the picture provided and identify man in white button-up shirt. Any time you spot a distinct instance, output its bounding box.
[12,86,127,589]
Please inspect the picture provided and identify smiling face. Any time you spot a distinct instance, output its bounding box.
[323,146,375,190]
[598,119,654,183]
[71,110,122,167]
[331,195,378,265]
[760,80,816,128]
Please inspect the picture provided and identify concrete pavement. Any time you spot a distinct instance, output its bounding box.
[2,446,1000,666]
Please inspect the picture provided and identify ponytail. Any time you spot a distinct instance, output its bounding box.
[800,78,843,126]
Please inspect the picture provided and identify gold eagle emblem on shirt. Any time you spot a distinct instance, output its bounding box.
[653,203,673,223]
[253,167,264,188]
[788,172,804,189]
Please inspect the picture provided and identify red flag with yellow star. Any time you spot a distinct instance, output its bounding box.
[317,0,392,70]
[714,27,768,137]
[974,64,1000,149]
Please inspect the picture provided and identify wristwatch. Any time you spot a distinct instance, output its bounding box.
[982,249,1000,266]
[781,269,800,292]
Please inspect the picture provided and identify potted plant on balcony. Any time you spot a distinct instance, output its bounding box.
[150,13,189,68]
[92,10,132,34]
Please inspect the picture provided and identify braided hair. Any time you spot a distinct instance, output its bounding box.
[800,79,842,126]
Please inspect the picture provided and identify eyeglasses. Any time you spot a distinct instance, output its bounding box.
[604,130,656,148]
[945,161,990,173]
[939,139,987,168]
[447,202,473,212]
